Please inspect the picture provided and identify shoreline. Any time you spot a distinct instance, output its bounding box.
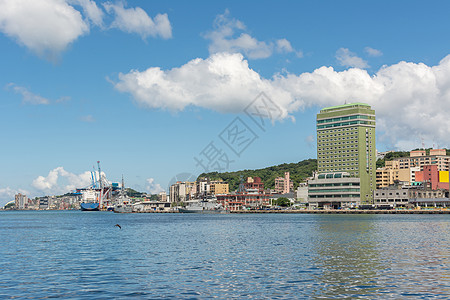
[230,209,450,214]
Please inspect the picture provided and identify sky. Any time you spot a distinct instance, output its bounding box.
[2,0,450,205]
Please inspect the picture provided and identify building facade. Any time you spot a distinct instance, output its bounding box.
[274,171,293,194]
[307,172,361,209]
[316,103,376,203]
[415,165,449,190]
[210,181,229,195]
[394,149,450,171]
[15,193,28,210]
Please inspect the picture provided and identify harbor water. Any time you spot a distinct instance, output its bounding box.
[0,211,449,299]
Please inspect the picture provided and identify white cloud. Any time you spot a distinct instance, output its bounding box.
[103,2,172,39]
[336,48,369,69]
[71,0,104,27]
[0,0,89,60]
[6,83,70,105]
[32,167,92,195]
[114,52,291,117]
[276,39,293,53]
[6,83,50,105]
[145,178,164,194]
[114,52,450,149]
[365,46,383,57]
[0,0,171,60]
[205,10,299,60]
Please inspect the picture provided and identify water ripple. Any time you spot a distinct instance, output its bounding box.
[0,211,448,299]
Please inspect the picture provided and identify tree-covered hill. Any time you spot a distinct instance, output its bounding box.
[198,159,317,192]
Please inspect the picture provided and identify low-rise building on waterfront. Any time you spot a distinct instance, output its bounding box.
[307,172,361,209]
[374,186,448,208]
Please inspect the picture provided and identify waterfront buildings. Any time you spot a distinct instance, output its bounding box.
[243,177,264,192]
[209,180,229,195]
[415,165,449,190]
[308,172,361,209]
[376,150,450,189]
[158,191,167,202]
[374,186,449,208]
[216,189,270,211]
[15,193,28,210]
[296,183,308,204]
[274,172,293,194]
[393,149,450,171]
[169,178,230,202]
[315,103,376,204]
[169,181,196,202]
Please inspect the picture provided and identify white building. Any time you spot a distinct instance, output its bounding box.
[15,193,28,210]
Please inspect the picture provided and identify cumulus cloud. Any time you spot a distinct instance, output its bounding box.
[114,52,291,117]
[0,0,171,60]
[103,2,172,39]
[0,0,89,60]
[365,46,383,57]
[145,178,164,194]
[336,48,369,69]
[205,10,299,59]
[32,167,93,195]
[113,52,450,149]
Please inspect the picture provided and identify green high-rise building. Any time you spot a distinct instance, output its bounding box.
[316,103,376,203]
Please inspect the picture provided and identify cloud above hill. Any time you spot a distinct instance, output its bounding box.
[113,52,450,149]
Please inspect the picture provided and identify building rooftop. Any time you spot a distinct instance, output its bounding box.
[320,102,370,112]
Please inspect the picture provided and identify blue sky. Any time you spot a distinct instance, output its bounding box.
[2,0,450,205]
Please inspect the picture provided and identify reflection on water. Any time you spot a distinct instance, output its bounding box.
[311,215,449,299]
[311,215,382,298]
[0,211,448,299]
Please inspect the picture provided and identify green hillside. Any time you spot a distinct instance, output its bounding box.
[198,159,317,192]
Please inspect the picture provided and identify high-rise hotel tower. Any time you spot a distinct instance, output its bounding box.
[316,103,376,203]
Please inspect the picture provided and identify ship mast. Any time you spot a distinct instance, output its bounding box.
[98,161,103,209]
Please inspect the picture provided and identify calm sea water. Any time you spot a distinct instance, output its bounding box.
[0,211,448,299]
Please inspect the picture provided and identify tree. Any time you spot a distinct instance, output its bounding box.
[274,197,291,207]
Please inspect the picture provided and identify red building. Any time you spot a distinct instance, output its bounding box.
[243,177,264,192]
[415,165,449,190]
[216,192,270,211]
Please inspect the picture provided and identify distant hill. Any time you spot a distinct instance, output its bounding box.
[198,159,317,192]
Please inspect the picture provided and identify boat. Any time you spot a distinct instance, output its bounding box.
[178,197,227,213]
[113,176,133,213]
[113,203,133,213]
[79,161,113,211]
[80,189,100,211]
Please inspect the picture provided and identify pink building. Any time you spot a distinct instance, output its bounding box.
[274,172,293,194]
